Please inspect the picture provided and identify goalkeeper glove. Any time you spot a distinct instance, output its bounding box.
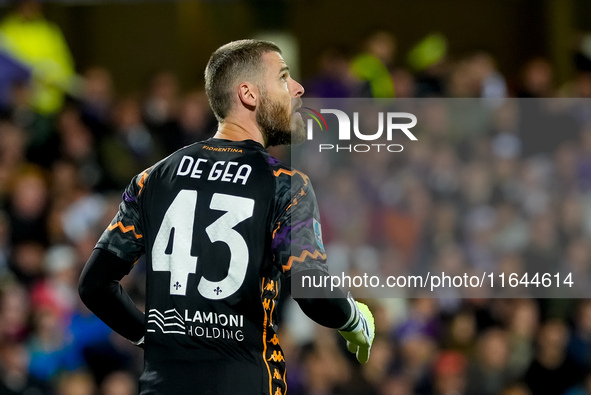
[338,293,375,364]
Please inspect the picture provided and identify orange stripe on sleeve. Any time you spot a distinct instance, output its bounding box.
[282,250,327,273]
[137,167,152,195]
[272,222,281,239]
[272,169,309,186]
[107,222,143,239]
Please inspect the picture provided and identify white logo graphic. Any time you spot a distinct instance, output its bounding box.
[305,109,417,153]
[313,218,324,250]
[147,308,186,335]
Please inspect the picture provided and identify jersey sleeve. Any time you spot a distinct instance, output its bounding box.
[95,170,148,262]
[271,169,328,278]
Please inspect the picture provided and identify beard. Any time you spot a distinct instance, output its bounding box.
[256,93,306,147]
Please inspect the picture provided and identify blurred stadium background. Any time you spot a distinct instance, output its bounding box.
[1,0,591,394]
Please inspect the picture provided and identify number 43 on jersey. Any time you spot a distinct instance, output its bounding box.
[152,190,254,300]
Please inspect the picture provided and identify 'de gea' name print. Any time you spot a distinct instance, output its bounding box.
[301,107,418,153]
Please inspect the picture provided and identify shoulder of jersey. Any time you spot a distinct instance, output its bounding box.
[133,148,182,193]
[266,154,310,188]
[154,142,203,173]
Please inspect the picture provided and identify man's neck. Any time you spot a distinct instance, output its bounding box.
[213,118,266,147]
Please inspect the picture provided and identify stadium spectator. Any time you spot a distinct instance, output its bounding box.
[0,0,77,115]
[351,31,396,98]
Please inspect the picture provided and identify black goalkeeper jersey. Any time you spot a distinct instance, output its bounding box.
[95,138,328,395]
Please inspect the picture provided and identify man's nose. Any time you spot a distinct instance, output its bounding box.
[290,79,305,97]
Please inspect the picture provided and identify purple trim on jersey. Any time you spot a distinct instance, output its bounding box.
[123,191,136,203]
[272,225,290,250]
[268,156,281,165]
[272,219,314,250]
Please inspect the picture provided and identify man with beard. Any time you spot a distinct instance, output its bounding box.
[78,40,373,395]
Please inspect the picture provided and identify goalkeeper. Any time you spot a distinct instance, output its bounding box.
[79,39,373,395]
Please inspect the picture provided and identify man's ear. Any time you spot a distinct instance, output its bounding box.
[238,82,258,108]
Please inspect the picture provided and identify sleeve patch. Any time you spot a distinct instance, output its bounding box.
[313,219,324,250]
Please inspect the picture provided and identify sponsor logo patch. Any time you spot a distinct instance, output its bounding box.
[313,218,324,250]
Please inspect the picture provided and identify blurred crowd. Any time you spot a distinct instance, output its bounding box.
[289,96,591,395]
[1,1,591,395]
[285,31,591,395]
